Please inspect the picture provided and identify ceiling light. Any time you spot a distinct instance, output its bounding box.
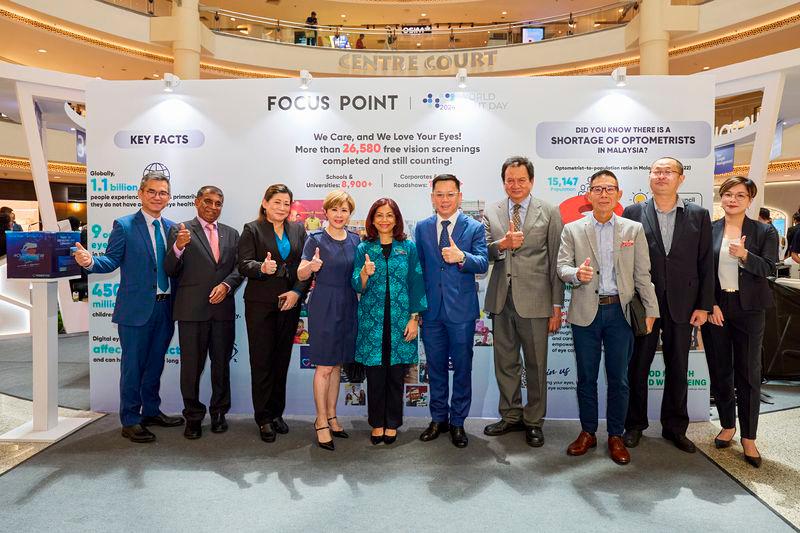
[163,72,180,92]
[341,14,346,18]
[611,66,627,87]
[456,67,467,89]
[702,66,710,70]
[53,176,61,179]
[619,8,624,12]
[152,73,160,78]
[593,22,600,27]
[783,121,788,126]
[37,48,47,53]
[421,13,427,17]
[230,17,235,21]
[0,113,6,118]
[299,69,312,90]
[568,13,576,28]
[70,127,76,131]
[502,11,507,15]
[416,42,421,47]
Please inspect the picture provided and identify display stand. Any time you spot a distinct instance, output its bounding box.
[0,279,93,442]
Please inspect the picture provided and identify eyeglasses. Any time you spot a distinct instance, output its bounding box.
[201,198,223,208]
[650,170,680,177]
[144,189,170,199]
[589,185,619,195]
[433,192,459,200]
[721,192,750,201]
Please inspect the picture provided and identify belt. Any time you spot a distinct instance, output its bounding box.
[155,294,170,301]
[722,288,739,293]
[598,294,620,305]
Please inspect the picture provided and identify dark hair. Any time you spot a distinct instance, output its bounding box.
[650,157,684,175]
[364,198,406,242]
[0,206,12,215]
[718,176,757,200]
[759,207,770,220]
[432,174,461,191]
[501,156,534,183]
[792,211,800,223]
[258,184,293,221]
[588,169,618,186]
[139,170,170,192]
[0,212,11,230]
[197,185,224,199]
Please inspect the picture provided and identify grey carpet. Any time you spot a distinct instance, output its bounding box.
[0,416,792,533]
[0,335,89,410]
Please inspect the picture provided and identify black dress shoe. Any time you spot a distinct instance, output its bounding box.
[273,417,289,434]
[141,412,184,427]
[483,419,526,436]
[184,420,202,440]
[121,424,156,443]
[714,428,735,449]
[450,426,468,448]
[662,431,696,453]
[420,421,450,442]
[259,422,276,443]
[622,429,642,448]
[211,414,228,434]
[327,417,349,438]
[525,426,544,448]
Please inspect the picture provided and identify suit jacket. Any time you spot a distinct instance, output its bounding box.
[711,216,777,311]
[87,210,176,326]
[238,219,311,305]
[622,199,714,323]
[163,218,244,322]
[415,212,488,323]
[483,197,564,318]
[557,214,659,327]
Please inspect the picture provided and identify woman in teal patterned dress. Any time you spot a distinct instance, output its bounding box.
[352,198,427,445]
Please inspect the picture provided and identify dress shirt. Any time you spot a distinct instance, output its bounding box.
[173,217,216,259]
[655,198,682,255]
[141,210,170,295]
[436,211,460,243]
[572,213,618,295]
[507,195,532,227]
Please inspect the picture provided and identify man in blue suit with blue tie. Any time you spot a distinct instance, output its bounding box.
[415,174,489,448]
[74,171,184,442]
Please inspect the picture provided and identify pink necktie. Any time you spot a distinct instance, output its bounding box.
[206,222,220,262]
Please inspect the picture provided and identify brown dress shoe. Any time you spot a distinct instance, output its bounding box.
[567,431,597,456]
[608,436,631,465]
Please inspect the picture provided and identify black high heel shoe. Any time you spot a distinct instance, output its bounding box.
[383,430,397,445]
[314,424,335,451]
[370,429,384,445]
[742,440,762,468]
[328,417,349,438]
[714,428,736,449]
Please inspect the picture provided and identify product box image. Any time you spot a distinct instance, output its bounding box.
[5,231,82,279]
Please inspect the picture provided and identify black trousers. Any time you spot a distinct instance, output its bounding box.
[626,297,693,435]
[365,364,406,429]
[178,319,235,421]
[245,301,301,426]
[702,292,764,439]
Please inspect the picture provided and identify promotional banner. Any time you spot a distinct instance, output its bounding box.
[86,76,714,421]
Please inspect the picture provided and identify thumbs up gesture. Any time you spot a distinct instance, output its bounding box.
[73,242,92,268]
[175,222,191,250]
[261,251,278,275]
[728,235,748,260]
[362,253,376,277]
[442,235,465,264]
[309,247,324,272]
[501,218,525,250]
[576,257,594,283]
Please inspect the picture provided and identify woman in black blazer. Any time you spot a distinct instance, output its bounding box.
[239,184,310,443]
[702,176,777,467]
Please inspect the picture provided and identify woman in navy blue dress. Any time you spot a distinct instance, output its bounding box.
[298,190,360,450]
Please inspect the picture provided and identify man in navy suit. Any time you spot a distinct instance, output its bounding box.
[415,174,489,448]
[74,171,184,443]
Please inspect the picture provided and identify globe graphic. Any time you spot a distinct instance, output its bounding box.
[143,162,170,179]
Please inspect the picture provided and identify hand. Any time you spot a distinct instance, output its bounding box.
[728,235,747,260]
[278,290,299,311]
[73,242,92,268]
[689,309,708,327]
[403,317,418,341]
[361,253,375,277]
[309,247,324,272]
[576,257,594,283]
[208,283,229,304]
[548,308,562,334]
[261,252,277,275]
[645,316,657,334]
[441,236,465,264]
[500,219,524,250]
[175,222,191,250]
[708,305,724,327]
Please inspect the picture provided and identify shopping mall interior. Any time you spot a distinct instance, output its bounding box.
[0,0,799,531]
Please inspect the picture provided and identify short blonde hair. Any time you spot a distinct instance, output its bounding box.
[323,190,355,213]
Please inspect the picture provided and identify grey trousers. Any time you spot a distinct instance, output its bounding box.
[492,290,549,427]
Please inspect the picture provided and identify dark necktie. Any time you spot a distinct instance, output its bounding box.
[152,219,169,292]
[439,220,451,250]
[512,204,522,232]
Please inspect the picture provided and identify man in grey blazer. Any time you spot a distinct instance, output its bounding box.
[164,185,243,439]
[482,156,564,447]
[557,170,659,465]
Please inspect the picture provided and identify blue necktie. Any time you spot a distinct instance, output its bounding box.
[152,219,169,292]
[439,220,451,250]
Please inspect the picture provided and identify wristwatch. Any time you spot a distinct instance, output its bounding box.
[410,313,420,322]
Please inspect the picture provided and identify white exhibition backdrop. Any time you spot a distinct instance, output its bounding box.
[87,76,713,422]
